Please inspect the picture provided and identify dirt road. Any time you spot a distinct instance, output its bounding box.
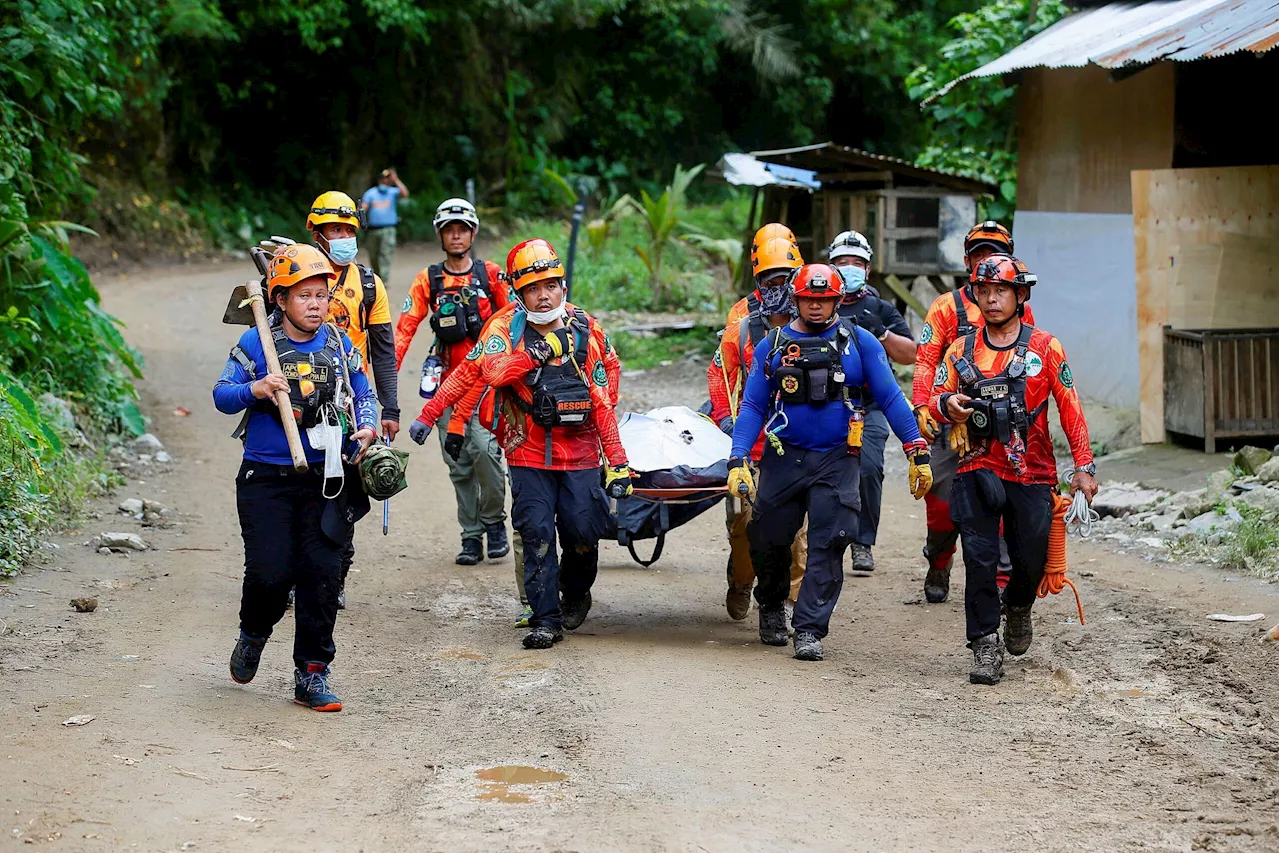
[1,250,1276,852]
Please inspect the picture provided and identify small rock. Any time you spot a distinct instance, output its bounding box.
[97,547,112,556]
[1232,445,1272,475]
[153,450,173,464]
[136,454,152,464]
[1092,483,1165,518]
[1185,508,1242,537]
[70,597,98,613]
[99,532,148,551]
[38,393,78,434]
[1208,533,1223,546]
[142,500,168,514]
[133,433,164,454]
[1257,456,1279,484]
[1233,487,1279,519]
[118,498,144,515]
[1205,469,1235,504]
[61,714,95,727]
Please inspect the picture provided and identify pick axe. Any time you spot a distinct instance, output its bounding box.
[222,247,308,471]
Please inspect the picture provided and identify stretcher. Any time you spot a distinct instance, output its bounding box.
[614,406,731,567]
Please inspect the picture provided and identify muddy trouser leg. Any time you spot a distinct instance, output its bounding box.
[467,415,508,527]
[924,433,960,569]
[339,527,355,583]
[504,466,527,605]
[951,471,1006,642]
[726,497,755,588]
[236,463,298,644]
[438,407,484,542]
[747,445,810,610]
[510,466,561,630]
[854,408,890,548]
[1001,482,1052,611]
[556,467,614,603]
[788,519,807,602]
[791,449,859,640]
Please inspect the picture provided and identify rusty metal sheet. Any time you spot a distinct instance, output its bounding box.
[929,0,1278,102]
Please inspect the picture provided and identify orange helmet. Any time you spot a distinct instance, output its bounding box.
[964,220,1013,256]
[752,222,798,254]
[506,238,565,291]
[790,264,842,300]
[752,236,803,279]
[267,244,336,302]
[969,253,1037,288]
[306,191,362,232]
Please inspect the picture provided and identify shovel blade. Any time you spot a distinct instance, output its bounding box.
[222,283,255,325]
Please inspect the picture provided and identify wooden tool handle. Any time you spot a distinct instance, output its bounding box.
[246,280,308,472]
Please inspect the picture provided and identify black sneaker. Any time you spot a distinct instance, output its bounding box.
[1004,603,1033,656]
[229,632,266,684]
[293,663,342,711]
[522,626,564,649]
[561,592,592,631]
[924,558,951,604]
[793,632,824,661]
[758,604,789,646]
[485,523,510,560]
[969,633,1004,685]
[850,543,875,574]
[455,537,483,566]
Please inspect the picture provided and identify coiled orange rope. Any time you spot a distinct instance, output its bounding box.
[1038,491,1086,625]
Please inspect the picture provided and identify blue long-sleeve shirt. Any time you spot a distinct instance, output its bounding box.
[730,321,921,457]
[213,325,378,465]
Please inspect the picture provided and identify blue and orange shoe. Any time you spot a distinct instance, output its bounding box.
[229,632,266,684]
[293,663,342,712]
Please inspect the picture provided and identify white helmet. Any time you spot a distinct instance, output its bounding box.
[432,198,479,233]
[828,230,872,262]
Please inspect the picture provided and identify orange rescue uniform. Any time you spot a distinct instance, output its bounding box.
[395,259,510,376]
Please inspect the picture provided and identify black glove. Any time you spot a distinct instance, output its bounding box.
[527,328,571,364]
[443,432,464,461]
[409,419,431,445]
[718,416,734,436]
[853,306,887,340]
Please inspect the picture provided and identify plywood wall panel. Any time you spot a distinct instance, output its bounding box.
[1019,65,1175,214]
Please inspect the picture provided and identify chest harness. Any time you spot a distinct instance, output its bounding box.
[503,308,595,466]
[952,288,974,337]
[228,321,361,433]
[428,259,491,344]
[759,319,865,455]
[948,324,1047,476]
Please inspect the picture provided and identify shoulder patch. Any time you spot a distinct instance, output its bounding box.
[933,363,948,387]
[712,347,723,367]
[918,322,934,345]
[603,333,613,355]
[592,362,608,387]
[1058,361,1074,388]
[465,341,483,361]
[1024,351,1044,377]
[484,334,507,354]
[401,294,413,314]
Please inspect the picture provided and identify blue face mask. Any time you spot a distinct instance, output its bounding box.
[838,265,868,296]
[327,237,358,266]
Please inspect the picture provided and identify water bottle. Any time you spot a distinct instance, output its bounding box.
[419,354,443,399]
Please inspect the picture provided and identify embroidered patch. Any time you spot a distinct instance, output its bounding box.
[401,295,413,314]
[1024,352,1043,377]
[933,363,948,387]
[465,341,483,361]
[484,335,506,354]
[712,348,723,367]
[780,375,800,395]
[918,322,934,345]
[592,362,608,386]
[1059,361,1074,388]
[345,288,356,299]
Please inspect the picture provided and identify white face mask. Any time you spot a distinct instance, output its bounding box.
[525,305,566,325]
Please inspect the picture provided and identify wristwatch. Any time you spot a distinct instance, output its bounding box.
[1074,463,1097,477]
[877,329,889,341]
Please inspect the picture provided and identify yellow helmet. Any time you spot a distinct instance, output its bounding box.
[267,245,337,302]
[751,236,803,278]
[306,190,361,232]
[506,238,565,291]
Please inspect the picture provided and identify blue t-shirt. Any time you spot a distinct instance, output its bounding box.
[731,320,920,457]
[212,325,378,465]
[361,185,400,227]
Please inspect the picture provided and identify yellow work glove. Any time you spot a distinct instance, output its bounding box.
[905,441,933,500]
[726,457,756,501]
[604,464,634,499]
[545,328,572,358]
[949,420,971,457]
[913,404,938,443]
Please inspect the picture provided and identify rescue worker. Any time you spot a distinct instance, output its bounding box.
[398,198,512,566]
[359,168,409,282]
[474,238,633,650]
[214,245,378,711]
[912,221,1034,604]
[707,223,810,623]
[827,230,917,574]
[729,263,933,662]
[307,192,400,609]
[928,254,1097,684]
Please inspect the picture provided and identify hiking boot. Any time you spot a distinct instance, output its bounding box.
[725,582,752,621]
[455,537,483,566]
[924,560,951,604]
[514,605,534,628]
[293,663,342,711]
[758,604,789,646]
[969,633,1004,685]
[561,591,592,631]
[336,581,346,611]
[522,626,564,649]
[1004,603,1034,656]
[850,543,875,574]
[229,632,266,684]
[486,523,510,560]
[793,632,824,661]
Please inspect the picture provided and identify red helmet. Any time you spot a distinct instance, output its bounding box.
[964,220,1014,256]
[790,264,842,299]
[969,253,1037,288]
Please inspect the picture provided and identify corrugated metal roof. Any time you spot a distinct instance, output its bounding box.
[748,142,998,194]
[929,0,1278,101]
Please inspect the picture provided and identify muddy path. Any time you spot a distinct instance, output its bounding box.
[0,250,1276,852]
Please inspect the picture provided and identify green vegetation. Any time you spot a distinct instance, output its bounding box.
[610,329,721,371]
[1224,507,1280,580]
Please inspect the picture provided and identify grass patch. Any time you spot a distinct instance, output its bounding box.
[1221,507,1279,579]
[610,329,719,371]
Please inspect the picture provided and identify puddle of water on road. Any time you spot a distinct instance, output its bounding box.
[473,765,569,804]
